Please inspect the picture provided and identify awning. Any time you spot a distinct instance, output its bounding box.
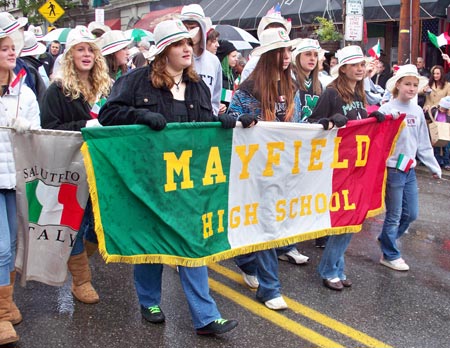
[104,18,121,30]
[201,0,448,30]
[134,6,184,32]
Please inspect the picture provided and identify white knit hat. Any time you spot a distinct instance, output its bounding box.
[439,96,450,109]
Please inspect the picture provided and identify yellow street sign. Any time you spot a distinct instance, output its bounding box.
[38,0,65,24]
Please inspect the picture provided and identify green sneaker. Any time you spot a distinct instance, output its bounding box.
[140,305,165,324]
[196,318,238,335]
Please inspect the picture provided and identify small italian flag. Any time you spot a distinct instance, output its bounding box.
[368,40,381,59]
[396,154,414,173]
[9,68,27,94]
[221,88,234,103]
[427,31,450,49]
[90,97,107,118]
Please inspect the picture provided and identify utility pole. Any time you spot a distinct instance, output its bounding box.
[398,0,410,64]
[411,0,420,64]
[398,0,420,64]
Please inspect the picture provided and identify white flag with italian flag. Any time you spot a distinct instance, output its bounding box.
[13,130,89,286]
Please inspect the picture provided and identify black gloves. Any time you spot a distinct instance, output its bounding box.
[317,118,331,130]
[317,114,348,130]
[330,113,348,128]
[369,110,386,123]
[239,114,258,128]
[218,114,237,129]
[136,112,167,131]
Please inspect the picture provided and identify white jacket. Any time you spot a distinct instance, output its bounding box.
[0,84,41,189]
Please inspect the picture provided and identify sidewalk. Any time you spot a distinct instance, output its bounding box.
[415,163,450,179]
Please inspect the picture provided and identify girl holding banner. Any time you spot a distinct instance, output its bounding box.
[40,26,111,304]
[0,24,40,345]
[228,27,304,310]
[308,45,375,291]
[98,19,238,336]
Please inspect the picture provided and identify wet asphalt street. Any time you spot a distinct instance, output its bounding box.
[10,168,450,348]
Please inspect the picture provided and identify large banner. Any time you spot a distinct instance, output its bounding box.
[81,117,404,266]
[13,130,89,286]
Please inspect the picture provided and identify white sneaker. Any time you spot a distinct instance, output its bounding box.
[380,257,410,271]
[265,296,288,310]
[242,272,259,289]
[278,248,309,264]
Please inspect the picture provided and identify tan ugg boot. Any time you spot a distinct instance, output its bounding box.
[67,251,99,304]
[0,321,19,345]
[0,278,22,325]
[8,271,22,325]
[84,240,98,258]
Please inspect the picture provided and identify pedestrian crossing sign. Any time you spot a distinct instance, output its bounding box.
[39,0,65,24]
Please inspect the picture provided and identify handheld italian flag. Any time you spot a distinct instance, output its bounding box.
[427,31,450,49]
[9,68,26,95]
[90,97,107,118]
[368,40,381,59]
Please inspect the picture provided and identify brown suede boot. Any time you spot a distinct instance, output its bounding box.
[84,240,98,258]
[67,251,99,304]
[0,277,22,325]
[8,271,22,325]
[0,321,19,345]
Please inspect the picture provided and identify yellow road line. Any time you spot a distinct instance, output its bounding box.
[209,263,392,348]
[208,278,344,348]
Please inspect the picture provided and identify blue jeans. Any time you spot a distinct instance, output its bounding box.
[378,168,418,261]
[71,199,96,256]
[235,245,293,302]
[318,233,353,280]
[433,146,449,167]
[134,264,221,329]
[0,189,17,286]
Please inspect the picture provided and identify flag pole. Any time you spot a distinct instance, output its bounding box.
[14,76,24,119]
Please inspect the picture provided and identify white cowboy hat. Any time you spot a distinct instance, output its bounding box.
[100,30,132,56]
[64,25,99,54]
[330,45,366,78]
[292,38,326,62]
[257,11,291,40]
[27,24,44,40]
[251,27,300,57]
[20,31,46,57]
[0,12,25,55]
[88,21,111,35]
[150,19,199,59]
[0,12,25,34]
[385,64,429,93]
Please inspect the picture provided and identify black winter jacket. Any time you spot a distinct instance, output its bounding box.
[99,65,215,126]
[41,81,92,131]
